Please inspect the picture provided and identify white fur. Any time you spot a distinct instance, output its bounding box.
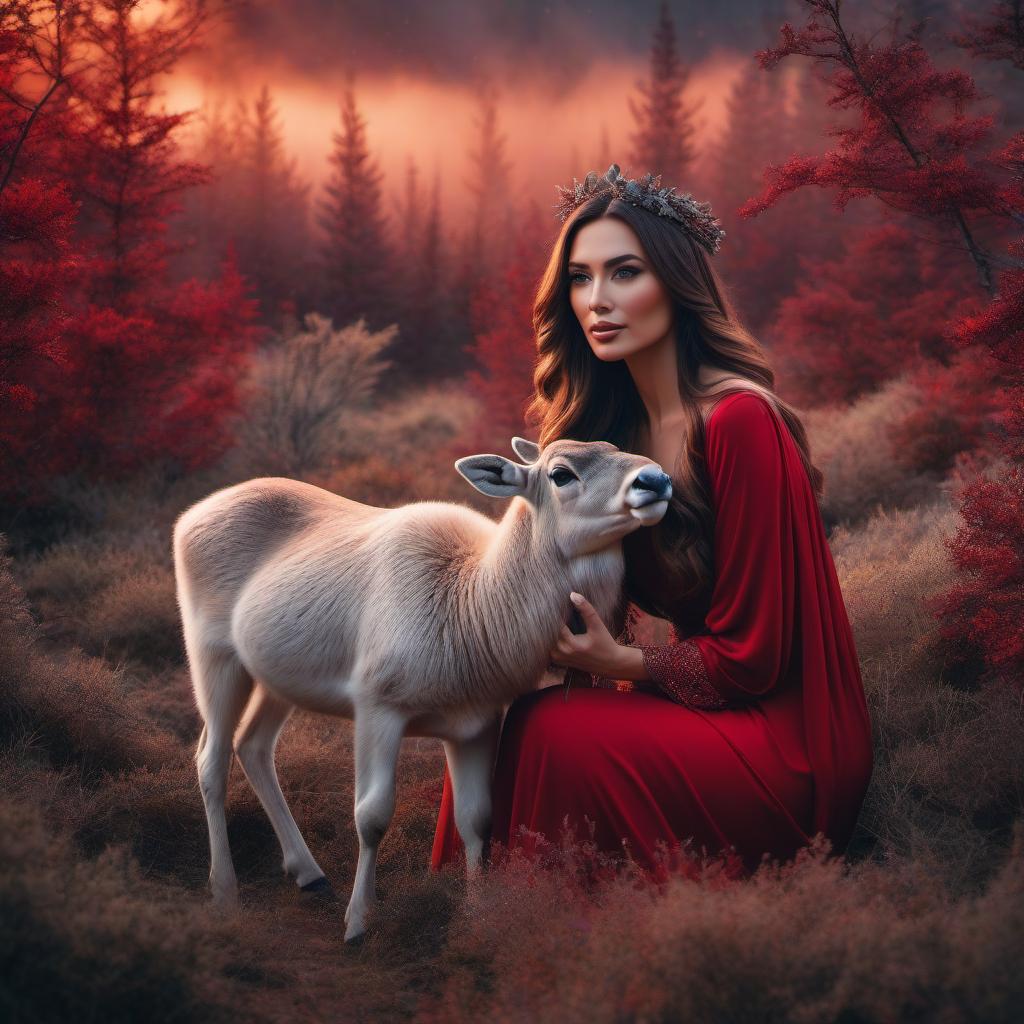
[173,436,669,941]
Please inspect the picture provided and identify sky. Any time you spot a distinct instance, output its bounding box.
[165,0,803,223]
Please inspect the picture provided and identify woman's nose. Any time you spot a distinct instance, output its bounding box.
[588,281,611,312]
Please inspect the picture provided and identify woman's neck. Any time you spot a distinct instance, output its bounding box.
[626,335,728,431]
[625,332,686,430]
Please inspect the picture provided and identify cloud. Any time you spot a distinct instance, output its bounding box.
[204,0,784,92]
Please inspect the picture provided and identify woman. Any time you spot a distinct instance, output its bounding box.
[431,165,873,877]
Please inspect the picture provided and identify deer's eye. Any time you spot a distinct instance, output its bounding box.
[549,467,578,487]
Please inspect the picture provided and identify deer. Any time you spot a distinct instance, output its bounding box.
[172,435,672,942]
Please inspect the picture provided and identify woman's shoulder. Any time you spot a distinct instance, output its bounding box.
[699,386,789,482]
[703,385,780,437]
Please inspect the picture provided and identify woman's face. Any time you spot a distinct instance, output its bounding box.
[567,216,674,362]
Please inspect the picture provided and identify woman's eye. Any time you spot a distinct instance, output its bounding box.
[568,266,640,284]
[549,468,577,487]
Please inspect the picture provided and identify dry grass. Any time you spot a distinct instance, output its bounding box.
[421,827,1024,1024]
[828,499,1024,887]
[318,380,485,506]
[805,374,957,528]
[0,792,257,1024]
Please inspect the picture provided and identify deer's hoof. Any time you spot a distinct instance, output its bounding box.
[299,875,339,903]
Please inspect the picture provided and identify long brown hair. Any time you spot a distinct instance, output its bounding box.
[525,189,824,615]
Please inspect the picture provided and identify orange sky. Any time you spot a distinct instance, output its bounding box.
[166,47,800,228]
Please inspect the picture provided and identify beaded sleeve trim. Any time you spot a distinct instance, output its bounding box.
[574,605,643,693]
[639,638,731,709]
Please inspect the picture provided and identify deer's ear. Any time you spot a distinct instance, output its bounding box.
[455,454,530,497]
[510,436,541,464]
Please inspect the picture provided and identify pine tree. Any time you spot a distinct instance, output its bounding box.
[459,78,513,298]
[628,0,703,184]
[235,84,311,327]
[317,72,395,332]
[778,58,856,271]
[398,154,423,264]
[69,0,210,302]
[0,8,79,499]
[172,99,241,282]
[389,164,460,385]
[24,0,260,484]
[706,56,797,329]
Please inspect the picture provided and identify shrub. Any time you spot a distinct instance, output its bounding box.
[0,795,252,1024]
[422,828,1024,1024]
[930,463,1024,689]
[0,538,178,781]
[831,502,1024,888]
[805,374,948,528]
[233,312,396,478]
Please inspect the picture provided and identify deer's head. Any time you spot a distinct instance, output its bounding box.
[456,436,671,558]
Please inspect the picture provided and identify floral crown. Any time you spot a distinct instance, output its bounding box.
[553,163,725,255]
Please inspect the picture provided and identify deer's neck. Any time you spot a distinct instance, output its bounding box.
[457,497,625,706]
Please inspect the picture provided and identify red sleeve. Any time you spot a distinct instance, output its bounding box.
[638,393,795,708]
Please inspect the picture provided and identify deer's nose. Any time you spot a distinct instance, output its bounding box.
[632,469,672,500]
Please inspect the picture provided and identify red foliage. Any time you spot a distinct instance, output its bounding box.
[462,207,550,451]
[929,467,1024,685]
[0,20,78,486]
[38,249,258,478]
[952,2,1024,70]
[930,131,1024,687]
[888,348,1006,475]
[769,221,977,407]
[0,175,76,408]
[0,3,261,504]
[740,1,1004,293]
[950,242,1024,459]
[741,5,1024,686]
[950,135,1024,459]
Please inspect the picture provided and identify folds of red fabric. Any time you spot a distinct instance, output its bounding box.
[430,392,873,875]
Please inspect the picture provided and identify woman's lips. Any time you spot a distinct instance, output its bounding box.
[591,325,624,341]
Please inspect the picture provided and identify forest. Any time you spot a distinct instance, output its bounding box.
[1,0,1022,1020]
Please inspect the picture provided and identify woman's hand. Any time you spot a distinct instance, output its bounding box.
[549,592,629,678]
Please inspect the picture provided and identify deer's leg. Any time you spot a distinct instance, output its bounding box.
[443,712,502,874]
[193,648,253,909]
[234,683,328,891]
[345,705,406,943]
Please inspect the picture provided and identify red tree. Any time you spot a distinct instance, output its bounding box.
[951,1,1024,68]
[738,0,1024,487]
[769,219,980,408]
[740,0,1006,293]
[0,6,82,496]
[462,201,550,452]
[923,7,1024,688]
[3,0,260,501]
[930,131,1024,687]
[0,175,77,478]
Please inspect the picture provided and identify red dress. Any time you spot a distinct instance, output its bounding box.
[430,391,874,875]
